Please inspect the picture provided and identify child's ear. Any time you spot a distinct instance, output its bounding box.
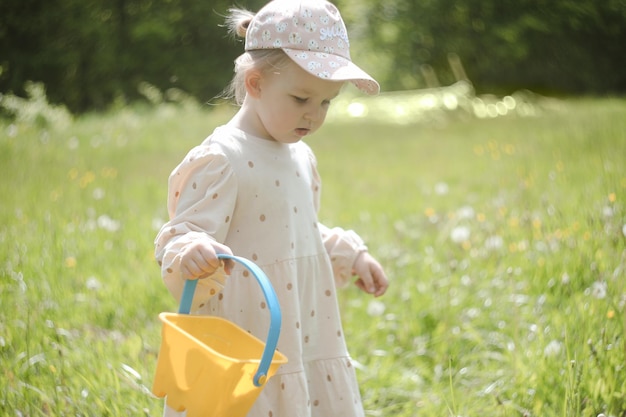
[244,70,263,98]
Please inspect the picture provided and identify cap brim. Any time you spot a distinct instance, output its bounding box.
[283,48,380,95]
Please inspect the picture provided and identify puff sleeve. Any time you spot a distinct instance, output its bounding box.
[305,144,368,287]
[154,144,237,310]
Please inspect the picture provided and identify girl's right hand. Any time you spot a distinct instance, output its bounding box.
[178,237,234,280]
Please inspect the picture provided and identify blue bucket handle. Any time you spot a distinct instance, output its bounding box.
[178,254,281,387]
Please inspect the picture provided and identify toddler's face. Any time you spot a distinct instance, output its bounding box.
[253,62,344,143]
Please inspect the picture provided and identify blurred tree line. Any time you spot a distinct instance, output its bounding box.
[1,0,625,113]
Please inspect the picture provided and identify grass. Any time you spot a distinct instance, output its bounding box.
[0,95,625,416]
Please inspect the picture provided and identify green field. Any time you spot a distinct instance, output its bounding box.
[1,95,625,416]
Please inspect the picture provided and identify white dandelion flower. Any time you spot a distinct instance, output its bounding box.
[589,281,607,299]
[451,226,470,243]
[485,235,504,250]
[457,205,475,219]
[97,214,120,232]
[543,340,563,357]
[367,300,386,317]
[86,276,102,291]
[434,182,449,195]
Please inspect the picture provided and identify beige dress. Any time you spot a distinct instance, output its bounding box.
[155,125,367,417]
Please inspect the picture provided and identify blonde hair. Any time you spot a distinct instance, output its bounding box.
[223,8,292,105]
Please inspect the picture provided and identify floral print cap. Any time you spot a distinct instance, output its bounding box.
[245,0,380,95]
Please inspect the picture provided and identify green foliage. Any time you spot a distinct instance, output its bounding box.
[0,82,72,129]
[1,98,625,416]
[2,0,626,112]
[0,0,267,113]
[344,0,626,95]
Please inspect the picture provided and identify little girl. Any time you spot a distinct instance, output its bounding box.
[154,0,389,416]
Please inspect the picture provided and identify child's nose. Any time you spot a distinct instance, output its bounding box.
[304,106,323,122]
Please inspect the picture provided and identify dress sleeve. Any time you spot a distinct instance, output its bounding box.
[154,143,237,310]
[305,144,368,287]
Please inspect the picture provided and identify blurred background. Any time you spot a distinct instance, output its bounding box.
[1,0,625,114]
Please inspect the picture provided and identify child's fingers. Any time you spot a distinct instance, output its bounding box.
[355,273,376,295]
[372,268,389,297]
[353,257,389,297]
[178,239,234,279]
[354,277,369,294]
[180,245,219,279]
[181,259,206,279]
[221,258,235,275]
[212,242,235,274]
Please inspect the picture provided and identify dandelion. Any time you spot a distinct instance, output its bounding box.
[424,208,439,224]
[64,256,77,268]
[532,218,542,229]
[92,188,105,200]
[457,205,475,220]
[622,224,626,238]
[367,300,386,317]
[544,340,562,357]
[86,276,101,291]
[79,171,96,188]
[485,235,504,250]
[97,214,120,232]
[451,226,470,243]
[460,275,472,286]
[434,182,449,195]
[588,281,607,299]
[602,206,614,218]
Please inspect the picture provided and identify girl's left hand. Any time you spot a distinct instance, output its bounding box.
[352,251,389,297]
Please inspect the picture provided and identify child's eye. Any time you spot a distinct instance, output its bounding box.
[292,96,308,104]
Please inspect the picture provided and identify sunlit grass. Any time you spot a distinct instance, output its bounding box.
[1,97,625,416]
[317,98,626,417]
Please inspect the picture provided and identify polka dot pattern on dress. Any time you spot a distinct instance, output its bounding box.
[155,127,368,416]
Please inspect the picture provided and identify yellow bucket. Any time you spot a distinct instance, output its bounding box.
[152,255,288,417]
